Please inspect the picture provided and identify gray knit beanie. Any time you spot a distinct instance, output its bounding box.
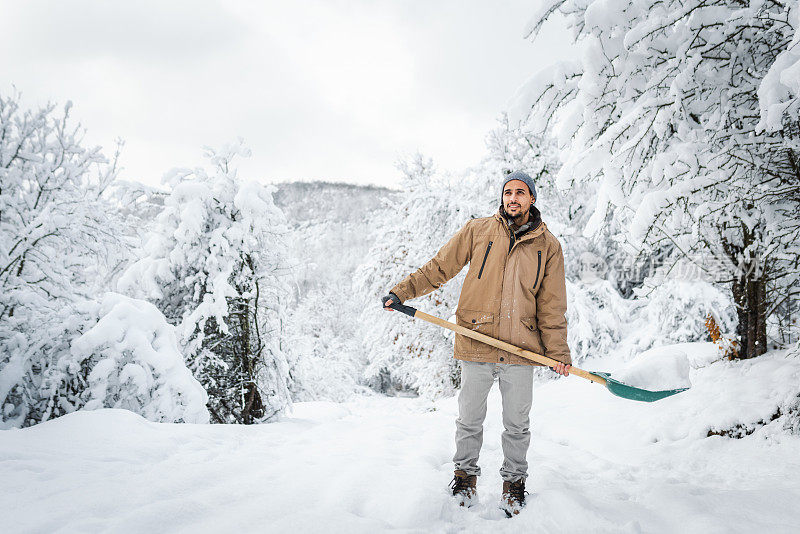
[501,170,536,200]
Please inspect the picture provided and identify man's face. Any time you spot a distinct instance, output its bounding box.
[502,179,534,219]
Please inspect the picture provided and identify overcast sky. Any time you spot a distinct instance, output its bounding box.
[0,0,577,189]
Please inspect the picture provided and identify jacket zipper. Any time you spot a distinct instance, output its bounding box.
[532,250,542,290]
[477,241,493,279]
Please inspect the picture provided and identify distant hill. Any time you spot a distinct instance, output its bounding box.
[272,181,398,225]
[274,182,397,223]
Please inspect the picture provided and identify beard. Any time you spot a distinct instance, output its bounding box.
[502,202,529,222]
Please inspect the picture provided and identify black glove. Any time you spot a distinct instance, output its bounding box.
[381,292,402,308]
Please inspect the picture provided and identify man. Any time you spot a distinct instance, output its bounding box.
[382,170,571,517]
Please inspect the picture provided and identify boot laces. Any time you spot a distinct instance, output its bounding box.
[508,480,527,503]
[449,474,470,495]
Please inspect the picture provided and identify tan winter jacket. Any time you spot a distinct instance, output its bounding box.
[390,207,571,366]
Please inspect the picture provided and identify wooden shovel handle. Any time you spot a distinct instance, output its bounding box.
[390,303,606,386]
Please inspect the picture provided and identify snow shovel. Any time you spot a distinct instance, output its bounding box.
[387,301,689,402]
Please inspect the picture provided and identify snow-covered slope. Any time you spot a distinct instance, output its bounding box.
[2,344,799,533]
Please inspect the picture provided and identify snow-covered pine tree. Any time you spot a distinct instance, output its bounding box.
[119,142,293,424]
[514,0,800,357]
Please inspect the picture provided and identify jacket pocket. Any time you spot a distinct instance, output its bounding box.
[519,316,543,353]
[531,250,542,290]
[455,308,495,354]
[477,241,493,279]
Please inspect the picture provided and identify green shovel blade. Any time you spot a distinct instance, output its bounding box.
[591,372,690,402]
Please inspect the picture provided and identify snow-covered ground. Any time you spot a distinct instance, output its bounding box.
[3,343,799,533]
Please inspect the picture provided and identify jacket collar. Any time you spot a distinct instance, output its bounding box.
[494,205,546,241]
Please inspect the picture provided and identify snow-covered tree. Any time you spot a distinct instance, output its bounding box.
[0,93,130,427]
[0,93,205,427]
[285,286,372,402]
[514,0,800,357]
[0,93,122,319]
[753,3,800,347]
[119,142,293,424]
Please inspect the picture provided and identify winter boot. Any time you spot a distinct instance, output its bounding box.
[449,469,477,507]
[501,478,527,517]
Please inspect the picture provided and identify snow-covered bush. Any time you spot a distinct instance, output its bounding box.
[566,279,632,366]
[615,254,739,356]
[71,293,209,423]
[1,305,87,428]
[1,294,208,428]
[285,287,372,402]
[119,142,293,424]
[628,279,737,356]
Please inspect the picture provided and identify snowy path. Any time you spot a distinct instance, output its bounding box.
[3,350,800,533]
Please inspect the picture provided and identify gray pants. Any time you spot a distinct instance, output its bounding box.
[453,360,534,482]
